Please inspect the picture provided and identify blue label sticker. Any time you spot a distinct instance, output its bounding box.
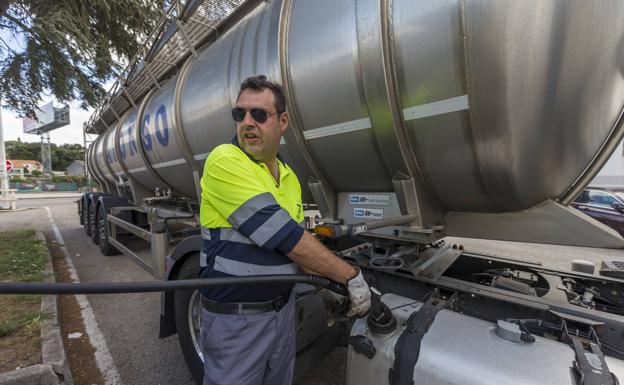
[353,207,384,219]
[348,194,391,206]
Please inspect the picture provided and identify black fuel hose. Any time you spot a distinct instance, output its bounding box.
[0,274,348,296]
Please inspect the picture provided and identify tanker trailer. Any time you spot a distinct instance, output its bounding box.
[77,0,624,383]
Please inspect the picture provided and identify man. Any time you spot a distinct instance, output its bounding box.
[199,75,371,385]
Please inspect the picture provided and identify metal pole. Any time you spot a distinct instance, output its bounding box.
[0,99,16,209]
[83,125,92,192]
[0,100,9,195]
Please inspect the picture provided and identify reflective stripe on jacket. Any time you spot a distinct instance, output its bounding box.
[199,141,305,302]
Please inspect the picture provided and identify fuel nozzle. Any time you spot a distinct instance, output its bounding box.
[367,287,397,335]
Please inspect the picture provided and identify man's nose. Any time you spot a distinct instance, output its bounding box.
[241,110,256,126]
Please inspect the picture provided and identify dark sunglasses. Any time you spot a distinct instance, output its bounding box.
[231,107,281,124]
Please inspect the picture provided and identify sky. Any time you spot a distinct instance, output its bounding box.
[0,19,112,146]
[1,101,94,145]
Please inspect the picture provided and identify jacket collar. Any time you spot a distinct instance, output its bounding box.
[230,135,287,166]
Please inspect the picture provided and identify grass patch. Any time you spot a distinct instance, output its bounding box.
[0,311,48,337]
[0,229,47,341]
[0,229,47,282]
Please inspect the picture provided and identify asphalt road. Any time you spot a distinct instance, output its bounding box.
[1,194,623,385]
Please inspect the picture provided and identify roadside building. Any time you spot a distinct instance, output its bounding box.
[592,140,624,188]
[65,160,86,177]
[8,159,44,175]
[8,168,24,178]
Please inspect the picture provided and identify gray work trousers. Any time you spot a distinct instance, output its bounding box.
[200,293,296,385]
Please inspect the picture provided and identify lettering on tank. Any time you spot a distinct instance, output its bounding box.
[119,123,138,160]
[155,104,169,147]
[128,124,138,156]
[119,125,127,159]
[140,104,170,151]
[106,147,117,164]
[141,114,152,151]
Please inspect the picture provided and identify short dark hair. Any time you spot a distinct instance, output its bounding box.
[238,75,286,113]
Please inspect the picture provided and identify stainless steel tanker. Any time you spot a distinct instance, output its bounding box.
[78,1,624,384]
[86,0,624,247]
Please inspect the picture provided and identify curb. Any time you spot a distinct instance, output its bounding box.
[15,194,82,201]
[0,232,73,385]
[0,208,30,213]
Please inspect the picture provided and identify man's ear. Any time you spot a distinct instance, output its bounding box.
[279,111,289,134]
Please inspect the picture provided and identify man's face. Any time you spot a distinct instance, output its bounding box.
[235,89,288,163]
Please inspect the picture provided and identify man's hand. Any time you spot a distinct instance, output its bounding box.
[346,270,371,317]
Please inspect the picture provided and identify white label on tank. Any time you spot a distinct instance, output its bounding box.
[349,194,390,206]
[353,208,384,219]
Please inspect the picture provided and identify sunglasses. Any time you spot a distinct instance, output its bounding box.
[231,107,282,124]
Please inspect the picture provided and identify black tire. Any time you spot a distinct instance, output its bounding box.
[79,198,84,226]
[174,254,204,384]
[90,200,99,244]
[82,198,91,236]
[97,204,119,256]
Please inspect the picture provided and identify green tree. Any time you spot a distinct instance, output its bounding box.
[0,0,162,117]
[5,140,39,160]
[51,143,84,170]
[6,140,84,171]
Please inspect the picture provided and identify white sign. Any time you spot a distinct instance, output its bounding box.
[22,116,38,134]
[22,102,55,134]
[38,102,55,125]
[349,194,391,206]
[353,207,384,219]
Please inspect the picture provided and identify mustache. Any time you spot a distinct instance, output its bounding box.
[240,128,261,139]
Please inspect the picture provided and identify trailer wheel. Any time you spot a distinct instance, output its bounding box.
[97,205,119,256]
[79,198,84,226]
[90,200,99,244]
[82,198,91,236]
[174,254,204,384]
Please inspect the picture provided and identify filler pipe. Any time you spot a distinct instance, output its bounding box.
[0,274,348,296]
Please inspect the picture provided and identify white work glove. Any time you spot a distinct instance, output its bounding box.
[346,270,371,317]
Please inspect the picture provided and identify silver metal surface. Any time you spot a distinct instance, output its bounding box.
[150,232,168,279]
[279,0,332,207]
[87,139,106,188]
[402,95,469,122]
[122,87,169,198]
[108,237,155,275]
[416,310,575,385]
[303,118,372,141]
[86,0,624,246]
[463,1,624,212]
[96,129,117,192]
[446,200,624,248]
[347,292,624,385]
[108,214,151,241]
[145,73,197,197]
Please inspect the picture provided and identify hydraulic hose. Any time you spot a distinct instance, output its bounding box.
[0,274,348,296]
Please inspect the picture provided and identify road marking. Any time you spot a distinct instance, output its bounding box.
[45,207,122,385]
